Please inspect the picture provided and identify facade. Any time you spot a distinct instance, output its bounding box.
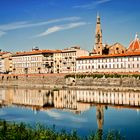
[53,51,62,73]
[107,43,126,55]
[61,46,89,73]
[53,46,89,73]
[1,53,12,73]
[12,48,61,74]
[0,52,8,73]
[11,46,88,74]
[76,52,140,73]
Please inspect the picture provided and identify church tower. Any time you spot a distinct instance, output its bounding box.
[93,13,103,55]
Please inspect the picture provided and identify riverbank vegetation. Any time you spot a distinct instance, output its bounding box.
[0,120,125,140]
[65,73,140,79]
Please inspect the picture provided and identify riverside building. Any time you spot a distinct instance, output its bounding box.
[76,35,140,73]
[12,47,61,74]
[0,51,10,73]
[53,46,89,73]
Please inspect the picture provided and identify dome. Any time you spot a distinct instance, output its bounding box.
[127,34,140,52]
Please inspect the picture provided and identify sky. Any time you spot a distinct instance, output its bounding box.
[0,0,140,52]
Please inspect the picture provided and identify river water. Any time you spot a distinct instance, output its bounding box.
[0,87,140,139]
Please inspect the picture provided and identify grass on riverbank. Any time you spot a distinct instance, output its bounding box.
[0,120,125,140]
[65,73,140,79]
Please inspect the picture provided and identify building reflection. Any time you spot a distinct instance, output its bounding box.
[0,88,140,133]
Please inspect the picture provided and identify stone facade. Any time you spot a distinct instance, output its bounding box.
[108,43,126,55]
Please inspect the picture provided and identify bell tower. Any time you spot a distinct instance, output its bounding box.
[93,13,103,55]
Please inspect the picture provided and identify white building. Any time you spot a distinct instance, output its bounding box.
[76,35,140,73]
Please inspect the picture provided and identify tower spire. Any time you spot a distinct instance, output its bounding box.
[93,13,103,55]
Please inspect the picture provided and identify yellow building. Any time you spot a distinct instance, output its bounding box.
[12,47,61,74]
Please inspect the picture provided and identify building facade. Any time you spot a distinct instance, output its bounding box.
[1,53,12,74]
[0,52,9,73]
[77,52,140,73]
[12,48,60,74]
[53,46,89,73]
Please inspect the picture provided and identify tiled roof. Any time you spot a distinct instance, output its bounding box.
[0,52,9,56]
[77,52,140,60]
[128,34,140,51]
[13,50,62,56]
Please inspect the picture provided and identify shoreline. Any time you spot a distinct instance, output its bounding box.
[0,84,140,92]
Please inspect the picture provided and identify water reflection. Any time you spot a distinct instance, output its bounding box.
[0,88,140,138]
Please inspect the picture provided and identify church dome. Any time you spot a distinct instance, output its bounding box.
[127,34,140,52]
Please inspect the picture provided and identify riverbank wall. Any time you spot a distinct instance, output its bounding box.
[0,74,140,91]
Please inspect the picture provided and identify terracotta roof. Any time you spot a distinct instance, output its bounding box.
[128,34,140,51]
[77,52,140,60]
[0,52,9,56]
[13,50,62,56]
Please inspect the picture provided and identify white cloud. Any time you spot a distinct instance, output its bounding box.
[0,17,81,32]
[46,110,87,122]
[97,0,111,4]
[0,31,6,37]
[47,110,61,119]
[35,22,88,37]
[73,0,111,9]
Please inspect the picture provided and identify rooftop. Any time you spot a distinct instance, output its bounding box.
[77,51,140,60]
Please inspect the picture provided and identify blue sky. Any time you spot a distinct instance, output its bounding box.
[0,0,140,52]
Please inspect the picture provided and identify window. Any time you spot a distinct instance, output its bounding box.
[113,64,115,68]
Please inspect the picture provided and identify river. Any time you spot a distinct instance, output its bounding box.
[0,87,140,139]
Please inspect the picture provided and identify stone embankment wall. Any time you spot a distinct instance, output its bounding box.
[66,76,140,91]
[0,74,66,89]
[0,74,140,91]
[75,77,140,87]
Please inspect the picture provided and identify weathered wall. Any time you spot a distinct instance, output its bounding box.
[0,74,66,88]
[66,77,140,87]
[0,74,140,90]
